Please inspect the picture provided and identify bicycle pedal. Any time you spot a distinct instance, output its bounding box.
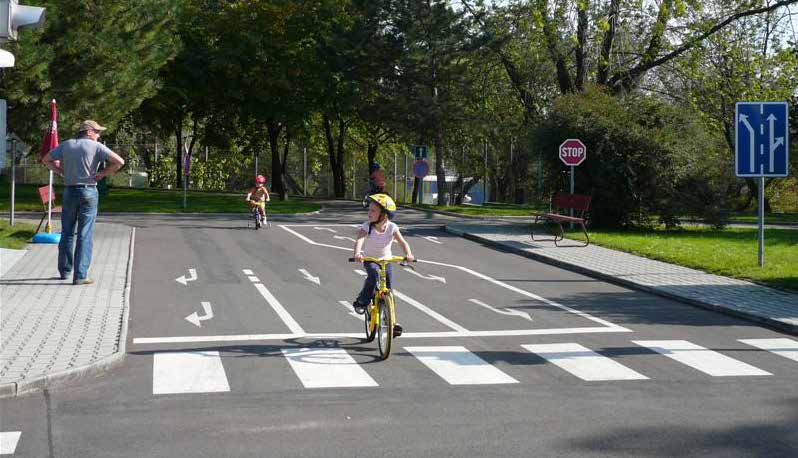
[392,324,403,337]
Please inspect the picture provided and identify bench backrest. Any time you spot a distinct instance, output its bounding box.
[38,185,56,206]
[552,192,591,216]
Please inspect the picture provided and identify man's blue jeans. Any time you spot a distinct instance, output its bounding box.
[59,186,98,281]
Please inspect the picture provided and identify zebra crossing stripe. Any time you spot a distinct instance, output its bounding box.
[282,348,378,388]
[739,338,798,363]
[404,346,518,385]
[152,351,231,395]
[633,340,771,377]
[522,343,648,381]
[0,432,22,455]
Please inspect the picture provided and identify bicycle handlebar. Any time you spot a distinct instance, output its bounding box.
[348,256,417,263]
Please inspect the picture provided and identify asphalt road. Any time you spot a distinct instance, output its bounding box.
[2,201,797,457]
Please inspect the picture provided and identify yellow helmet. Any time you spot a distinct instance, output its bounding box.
[367,193,397,218]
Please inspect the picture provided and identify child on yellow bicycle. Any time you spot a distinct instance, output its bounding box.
[246,175,270,219]
[352,193,414,334]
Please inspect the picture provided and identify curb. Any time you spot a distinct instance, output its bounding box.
[0,227,136,398]
[444,225,798,337]
[397,204,532,220]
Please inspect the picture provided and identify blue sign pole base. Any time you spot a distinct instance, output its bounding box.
[32,232,62,244]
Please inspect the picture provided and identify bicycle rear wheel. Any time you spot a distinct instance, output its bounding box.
[364,302,376,342]
[377,294,394,360]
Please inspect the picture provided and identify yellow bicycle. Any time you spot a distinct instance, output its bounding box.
[348,256,415,360]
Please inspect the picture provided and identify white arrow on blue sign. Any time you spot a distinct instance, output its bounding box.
[735,102,789,177]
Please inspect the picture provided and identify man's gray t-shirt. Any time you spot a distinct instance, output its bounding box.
[50,138,112,186]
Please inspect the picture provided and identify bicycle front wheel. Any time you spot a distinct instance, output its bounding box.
[377,294,394,360]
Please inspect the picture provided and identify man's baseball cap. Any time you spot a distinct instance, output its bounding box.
[79,120,107,132]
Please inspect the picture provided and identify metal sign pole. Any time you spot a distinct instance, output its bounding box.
[759,170,765,267]
[393,150,397,198]
[303,147,307,197]
[10,139,16,226]
[570,165,575,229]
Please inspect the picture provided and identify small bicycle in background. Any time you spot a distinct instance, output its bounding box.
[349,255,416,360]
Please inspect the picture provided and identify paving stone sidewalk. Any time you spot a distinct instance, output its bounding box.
[446,222,798,335]
[0,222,133,397]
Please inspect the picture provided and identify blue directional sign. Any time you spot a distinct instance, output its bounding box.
[413,145,428,160]
[735,102,789,177]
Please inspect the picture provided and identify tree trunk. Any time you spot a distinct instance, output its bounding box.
[267,121,286,200]
[281,129,292,200]
[367,143,378,168]
[323,115,347,198]
[434,128,447,205]
[174,121,183,189]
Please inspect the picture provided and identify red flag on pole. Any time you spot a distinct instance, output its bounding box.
[39,99,59,161]
[39,99,59,234]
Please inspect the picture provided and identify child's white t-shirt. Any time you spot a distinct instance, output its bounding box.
[360,221,398,259]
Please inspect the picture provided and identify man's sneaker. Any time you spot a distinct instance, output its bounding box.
[352,301,367,315]
[73,278,94,286]
[392,324,403,337]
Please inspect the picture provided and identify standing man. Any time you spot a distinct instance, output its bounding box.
[42,120,125,285]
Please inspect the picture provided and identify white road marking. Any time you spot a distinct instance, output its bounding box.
[298,268,321,286]
[633,340,772,377]
[0,432,22,455]
[314,227,337,233]
[422,236,442,244]
[393,290,469,333]
[133,326,631,345]
[175,268,197,286]
[338,300,362,319]
[522,343,648,381]
[282,348,378,388]
[280,225,629,333]
[333,235,356,243]
[469,298,533,322]
[152,351,230,394]
[242,269,254,275]
[247,276,260,282]
[739,338,798,363]
[355,269,367,276]
[405,346,518,385]
[185,301,214,328]
[419,259,628,331]
[252,282,306,335]
[403,267,446,284]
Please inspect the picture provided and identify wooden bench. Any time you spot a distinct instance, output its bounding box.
[36,185,62,233]
[531,192,592,247]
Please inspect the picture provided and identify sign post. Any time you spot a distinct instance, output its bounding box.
[735,102,789,267]
[559,139,587,227]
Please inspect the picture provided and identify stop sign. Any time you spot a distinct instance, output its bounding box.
[559,139,587,166]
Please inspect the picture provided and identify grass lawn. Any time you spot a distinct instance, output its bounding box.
[727,212,798,225]
[0,182,321,214]
[0,220,36,249]
[563,226,798,292]
[409,203,545,216]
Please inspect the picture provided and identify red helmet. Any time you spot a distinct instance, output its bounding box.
[255,175,266,184]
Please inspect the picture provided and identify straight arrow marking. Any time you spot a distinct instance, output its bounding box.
[298,268,320,286]
[333,235,356,243]
[422,236,442,244]
[185,301,214,327]
[314,227,337,233]
[469,299,533,322]
[176,268,197,286]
